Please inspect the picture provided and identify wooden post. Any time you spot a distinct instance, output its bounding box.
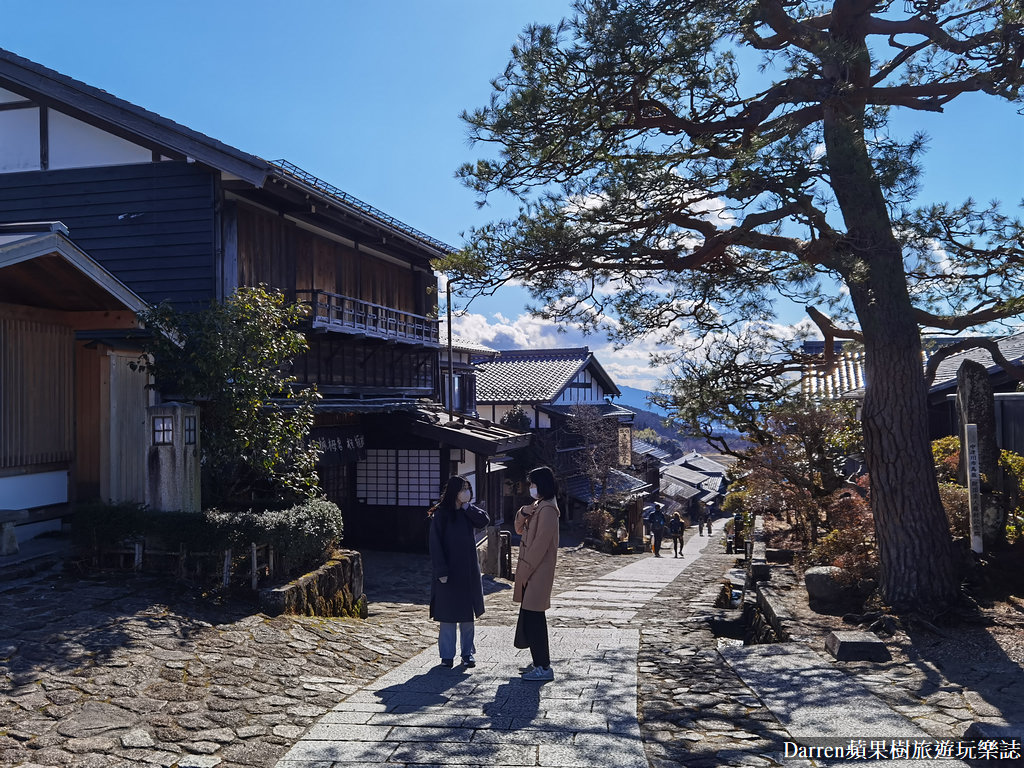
[965,424,984,554]
[222,548,231,588]
[251,542,258,590]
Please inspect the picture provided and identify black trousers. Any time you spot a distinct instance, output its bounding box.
[518,608,550,668]
[653,530,664,554]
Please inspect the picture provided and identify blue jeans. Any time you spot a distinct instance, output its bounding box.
[438,621,475,660]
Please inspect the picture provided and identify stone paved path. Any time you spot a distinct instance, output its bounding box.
[2,527,1022,767]
[276,536,711,768]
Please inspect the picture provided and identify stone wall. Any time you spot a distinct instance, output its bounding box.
[748,567,801,643]
[259,549,367,618]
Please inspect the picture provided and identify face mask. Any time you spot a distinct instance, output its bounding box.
[529,485,539,499]
[458,489,472,503]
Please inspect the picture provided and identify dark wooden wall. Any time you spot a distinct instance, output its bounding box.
[295,337,436,393]
[235,204,423,313]
[0,162,216,308]
[0,309,73,471]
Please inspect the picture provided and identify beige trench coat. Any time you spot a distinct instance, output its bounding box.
[512,498,559,611]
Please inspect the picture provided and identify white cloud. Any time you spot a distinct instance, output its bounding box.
[449,311,670,391]
[450,308,826,395]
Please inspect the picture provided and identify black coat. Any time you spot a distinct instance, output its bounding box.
[428,502,488,623]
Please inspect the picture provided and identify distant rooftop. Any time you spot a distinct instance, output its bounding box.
[474,347,620,403]
[800,335,1024,399]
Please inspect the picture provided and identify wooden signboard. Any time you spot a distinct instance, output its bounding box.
[964,424,984,554]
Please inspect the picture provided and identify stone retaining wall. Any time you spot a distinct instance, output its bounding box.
[259,549,367,618]
[749,566,801,643]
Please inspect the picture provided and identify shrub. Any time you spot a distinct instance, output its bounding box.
[932,435,961,483]
[72,501,147,549]
[582,507,612,538]
[206,497,344,574]
[806,490,877,588]
[73,498,343,580]
[937,482,970,538]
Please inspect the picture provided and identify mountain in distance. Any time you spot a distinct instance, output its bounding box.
[611,385,749,453]
[615,385,670,416]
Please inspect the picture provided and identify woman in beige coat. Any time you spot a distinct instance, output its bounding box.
[513,466,559,681]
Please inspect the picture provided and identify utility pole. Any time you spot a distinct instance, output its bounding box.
[446,276,455,419]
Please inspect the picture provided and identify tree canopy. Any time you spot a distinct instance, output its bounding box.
[452,0,1024,612]
[141,286,321,506]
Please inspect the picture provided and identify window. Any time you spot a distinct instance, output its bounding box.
[356,449,440,506]
[153,416,173,445]
[184,416,197,445]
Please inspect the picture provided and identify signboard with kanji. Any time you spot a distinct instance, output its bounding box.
[310,427,367,466]
[964,424,983,554]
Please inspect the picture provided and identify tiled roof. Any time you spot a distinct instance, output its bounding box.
[437,324,497,355]
[801,350,867,399]
[676,452,728,475]
[661,477,702,500]
[539,403,635,420]
[633,438,672,461]
[663,464,711,487]
[928,333,1024,391]
[800,335,1024,399]
[565,469,650,504]
[475,348,612,403]
[700,476,724,494]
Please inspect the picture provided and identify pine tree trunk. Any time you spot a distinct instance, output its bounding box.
[855,285,960,612]
[821,23,959,612]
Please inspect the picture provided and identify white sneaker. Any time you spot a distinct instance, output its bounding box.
[521,665,554,681]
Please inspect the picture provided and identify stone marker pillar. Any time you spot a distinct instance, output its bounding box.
[956,360,1006,549]
[145,403,201,513]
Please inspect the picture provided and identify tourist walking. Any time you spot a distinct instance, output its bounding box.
[699,508,711,536]
[668,512,685,558]
[648,505,667,557]
[428,476,489,668]
[513,466,560,682]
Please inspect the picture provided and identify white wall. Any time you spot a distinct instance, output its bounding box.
[487,403,547,429]
[0,470,69,509]
[48,110,151,170]
[0,86,26,103]
[0,107,41,171]
[0,105,153,174]
[554,369,604,405]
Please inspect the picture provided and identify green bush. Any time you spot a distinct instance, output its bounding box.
[72,501,147,548]
[206,497,344,573]
[73,498,344,578]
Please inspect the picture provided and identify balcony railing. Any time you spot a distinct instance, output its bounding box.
[296,290,439,345]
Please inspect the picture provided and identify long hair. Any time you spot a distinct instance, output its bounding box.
[428,475,471,517]
[527,466,557,501]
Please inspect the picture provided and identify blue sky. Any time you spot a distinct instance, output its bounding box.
[2,1,1021,390]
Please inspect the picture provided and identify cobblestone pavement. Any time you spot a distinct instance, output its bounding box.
[2,529,1022,768]
[0,533,679,768]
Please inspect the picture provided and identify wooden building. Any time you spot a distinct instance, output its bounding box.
[801,334,1024,454]
[0,48,528,549]
[0,222,148,547]
[473,347,640,523]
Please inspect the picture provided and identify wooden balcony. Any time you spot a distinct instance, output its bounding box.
[296,290,439,346]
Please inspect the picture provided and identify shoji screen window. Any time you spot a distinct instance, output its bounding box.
[357,449,440,506]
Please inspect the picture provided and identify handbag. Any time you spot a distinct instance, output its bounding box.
[514,604,530,649]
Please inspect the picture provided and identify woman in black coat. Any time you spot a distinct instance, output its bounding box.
[428,475,489,668]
